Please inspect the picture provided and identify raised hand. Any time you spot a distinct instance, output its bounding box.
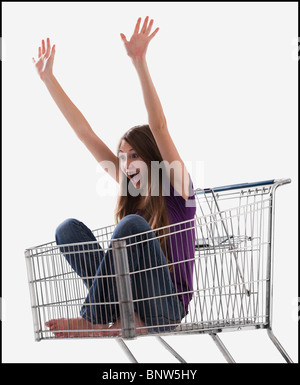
[120,16,159,60]
[32,38,56,81]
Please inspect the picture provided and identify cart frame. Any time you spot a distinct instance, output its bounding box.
[25,178,294,363]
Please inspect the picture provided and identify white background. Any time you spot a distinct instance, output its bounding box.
[2,1,298,363]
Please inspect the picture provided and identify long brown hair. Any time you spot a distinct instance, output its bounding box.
[114,124,171,264]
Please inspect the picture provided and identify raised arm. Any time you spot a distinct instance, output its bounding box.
[120,17,191,199]
[32,38,119,183]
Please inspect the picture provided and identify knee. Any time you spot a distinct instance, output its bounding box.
[55,218,80,245]
[120,214,151,232]
[113,214,151,239]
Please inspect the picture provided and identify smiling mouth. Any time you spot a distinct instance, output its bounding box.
[127,170,141,184]
[127,169,140,178]
[127,172,139,178]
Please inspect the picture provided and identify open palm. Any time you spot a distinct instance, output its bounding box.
[120,16,159,60]
[32,38,55,80]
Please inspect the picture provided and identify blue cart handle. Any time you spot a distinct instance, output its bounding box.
[196,178,291,194]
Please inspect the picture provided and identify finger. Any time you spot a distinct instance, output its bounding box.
[120,33,128,43]
[38,46,42,58]
[141,16,149,34]
[41,39,46,55]
[32,57,36,64]
[145,19,154,36]
[50,44,55,58]
[45,37,51,58]
[134,17,141,34]
[149,27,159,40]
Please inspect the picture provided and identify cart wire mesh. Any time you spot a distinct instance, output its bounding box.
[25,178,293,363]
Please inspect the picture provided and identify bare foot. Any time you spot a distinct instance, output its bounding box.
[45,313,148,338]
[111,314,148,336]
[45,317,110,338]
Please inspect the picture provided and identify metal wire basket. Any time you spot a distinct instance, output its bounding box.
[25,178,293,363]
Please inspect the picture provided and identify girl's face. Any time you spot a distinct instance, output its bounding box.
[118,140,148,190]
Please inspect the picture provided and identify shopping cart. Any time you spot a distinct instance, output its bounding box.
[25,178,294,363]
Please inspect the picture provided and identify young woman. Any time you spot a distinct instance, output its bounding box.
[32,17,196,337]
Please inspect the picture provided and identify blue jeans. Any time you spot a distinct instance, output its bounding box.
[55,214,185,333]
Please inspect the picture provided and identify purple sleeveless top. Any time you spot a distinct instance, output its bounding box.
[135,175,196,313]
